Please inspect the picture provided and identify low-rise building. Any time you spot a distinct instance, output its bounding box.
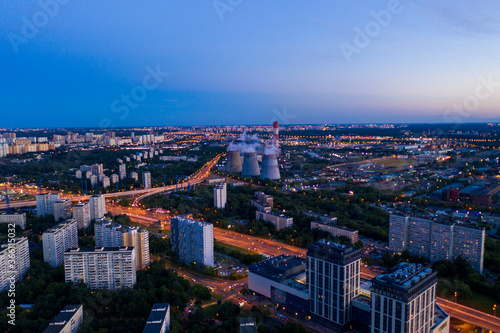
[0,212,27,229]
[256,211,293,230]
[310,221,358,244]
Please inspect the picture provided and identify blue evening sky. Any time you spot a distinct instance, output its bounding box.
[1,1,500,128]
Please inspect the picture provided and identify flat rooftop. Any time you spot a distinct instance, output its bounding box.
[373,262,434,290]
[250,255,306,283]
[42,305,82,333]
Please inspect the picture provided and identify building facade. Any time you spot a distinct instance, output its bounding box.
[64,247,136,290]
[36,193,60,217]
[0,212,27,229]
[311,221,358,244]
[388,214,485,273]
[143,171,152,189]
[89,194,106,220]
[43,219,78,267]
[213,182,227,209]
[0,237,30,291]
[72,202,91,229]
[170,217,214,267]
[370,263,437,333]
[95,218,150,269]
[307,240,361,331]
[256,211,293,230]
[54,199,72,222]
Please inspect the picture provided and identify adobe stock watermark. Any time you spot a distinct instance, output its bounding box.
[339,0,404,63]
[8,0,71,54]
[100,65,169,129]
[270,106,296,125]
[6,225,17,326]
[213,0,243,22]
[443,75,500,129]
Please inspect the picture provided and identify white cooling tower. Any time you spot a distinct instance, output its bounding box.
[226,150,242,173]
[241,152,260,177]
[260,154,280,180]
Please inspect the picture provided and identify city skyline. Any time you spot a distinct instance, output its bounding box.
[2,1,500,127]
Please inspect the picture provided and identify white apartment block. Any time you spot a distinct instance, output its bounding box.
[0,212,27,229]
[111,174,119,184]
[102,176,110,188]
[256,211,293,230]
[89,194,106,220]
[64,247,137,290]
[119,164,126,180]
[94,218,150,269]
[0,237,30,291]
[370,263,437,333]
[131,172,138,181]
[143,171,151,189]
[90,175,98,188]
[388,214,485,273]
[171,217,214,267]
[72,202,91,229]
[42,304,83,333]
[36,193,60,217]
[54,199,72,222]
[307,240,361,331]
[43,219,78,267]
[213,182,227,209]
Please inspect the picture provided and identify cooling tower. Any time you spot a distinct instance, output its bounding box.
[260,154,280,180]
[226,150,242,173]
[241,152,260,177]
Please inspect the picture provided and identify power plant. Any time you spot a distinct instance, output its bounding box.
[225,149,242,173]
[224,122,281,180]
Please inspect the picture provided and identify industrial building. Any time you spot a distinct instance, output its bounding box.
[42,219,78,267]
[0,237,30,291]
[64,247,136,290]
[42,304,83,333]
[248,255,309,315]
[143,303,170,333]
[389,214,485,272]
[170,216,214,267]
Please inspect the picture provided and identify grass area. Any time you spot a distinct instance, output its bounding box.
[203,304,219,318]
[211,293,223,300]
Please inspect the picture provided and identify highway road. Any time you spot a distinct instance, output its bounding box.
[0,154,222,210]
[113,207,500,332]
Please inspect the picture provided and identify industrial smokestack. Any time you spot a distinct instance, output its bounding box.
[260,153,280,180]
[225,150,242,173]
[273,121,279,143]
[241,152,260,177]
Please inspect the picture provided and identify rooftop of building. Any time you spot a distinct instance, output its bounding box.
[311,221,357,231]
[0,211,25,216]
[74,202,88,207]
[171,216,213,228]
[239,317,257,333]
[372,262,434,290]
[257,211,292,218]
[250,254,306,283]
[143,303,170,333]
[65,246,134,253]
[42,305,82,333]
[307,239,359,256]
[44,219,77,233]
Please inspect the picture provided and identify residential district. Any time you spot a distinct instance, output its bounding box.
[1,122,500,333]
